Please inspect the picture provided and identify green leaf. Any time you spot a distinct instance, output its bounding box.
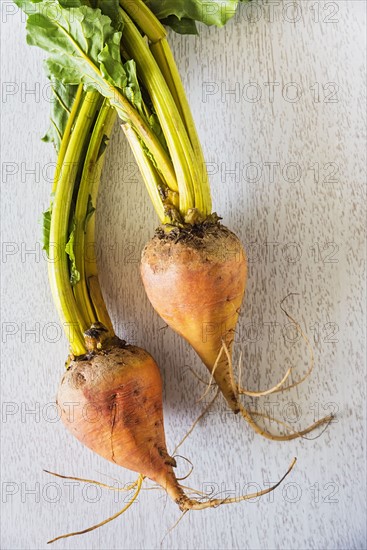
[84,194,96,231]
[42,80,78,152]
[123,59,143,117]
[14,0,44,16]
[38,0,121,150]
[65,220,80,285]
[41,201,53,256]
[97,39,127,89]
[16,0,147,123]
[145,0,240,29]
[59,0,82,7]
[97,134,110,159]
[16,1,122,86]
[93,0,123,30]
[16,0,167,159]
[59,0,123,29]
[160,15,198,35]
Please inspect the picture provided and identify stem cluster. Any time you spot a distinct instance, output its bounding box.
[49,91,116,356]
[48,1,213,354]
[118,1,212,224]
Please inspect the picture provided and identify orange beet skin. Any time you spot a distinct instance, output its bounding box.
[141,224,247,412]
[57,342,176,488]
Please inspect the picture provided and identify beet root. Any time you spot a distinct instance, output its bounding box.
[141,223,247,413]
[57,338,178,491]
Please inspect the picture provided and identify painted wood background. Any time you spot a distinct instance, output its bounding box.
[1,1,366,548]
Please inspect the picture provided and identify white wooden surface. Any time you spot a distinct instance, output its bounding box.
[1,1,366,549]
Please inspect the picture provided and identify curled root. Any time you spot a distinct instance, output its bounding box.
[273,293,316,392]
[47,474,143,544]
[239,405,334,441]
[250,410,335,441]
[174,455,194,481]
[217,339,333,441]
[235,295,334,440]
[237,338,293,397]
[237,293,315,396]
[174,457,297,511]
[204,294,334,441]
[44,469,140,492]
[190,295,316,402]
[186,346,292,398]
[237,366,293,397]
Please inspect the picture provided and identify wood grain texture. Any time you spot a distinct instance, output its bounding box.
[1,1,366,549]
